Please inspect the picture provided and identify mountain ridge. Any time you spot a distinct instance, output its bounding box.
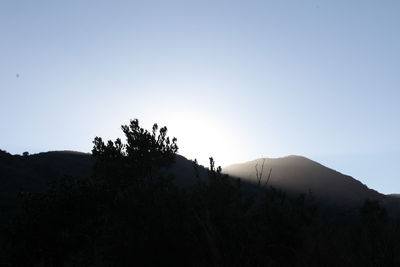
[0,150,388,215]
[223,155,384,207]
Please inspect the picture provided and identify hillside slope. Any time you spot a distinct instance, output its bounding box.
[223,155,383,206]
[0,150,94,220]
[0,151,387,221]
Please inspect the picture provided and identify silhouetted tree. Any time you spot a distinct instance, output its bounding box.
[92,119,178,188]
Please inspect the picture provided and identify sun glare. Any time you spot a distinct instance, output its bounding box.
[157,111,240,168]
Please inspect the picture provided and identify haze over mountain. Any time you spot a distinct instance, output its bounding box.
[223,156,384,207]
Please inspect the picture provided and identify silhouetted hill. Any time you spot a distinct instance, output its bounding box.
[162,155,208,186]
[0,150,390,222]
[223,156,384,207]
[382,194,400,215]
[0,150,93,192]
[0,150,94,221]
[0,150,212,220]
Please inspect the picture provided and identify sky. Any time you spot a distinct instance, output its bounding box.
[1,0,400,194]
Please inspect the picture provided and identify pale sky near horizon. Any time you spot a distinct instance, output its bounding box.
[1,1,400,194]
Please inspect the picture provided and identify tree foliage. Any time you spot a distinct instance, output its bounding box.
[92,119,178,187]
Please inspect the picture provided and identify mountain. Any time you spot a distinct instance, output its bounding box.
[0,150,94,221]
[2,151,397,266]
[0,150,209,219]
[222,155,384,207]
[0,150,94,193]
[0,150,388,222]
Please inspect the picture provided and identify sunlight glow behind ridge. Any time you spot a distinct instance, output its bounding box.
[157,110,241,168]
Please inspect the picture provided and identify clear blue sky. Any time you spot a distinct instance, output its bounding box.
[1,1,399,194]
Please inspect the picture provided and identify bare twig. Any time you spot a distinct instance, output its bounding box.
[255,158,272,188]
[255,158,266,186]
[264,167,272,187]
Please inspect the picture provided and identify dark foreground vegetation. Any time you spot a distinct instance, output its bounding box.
[1,119,400,266]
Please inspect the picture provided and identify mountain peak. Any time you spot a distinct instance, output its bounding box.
[223,156,383,206]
